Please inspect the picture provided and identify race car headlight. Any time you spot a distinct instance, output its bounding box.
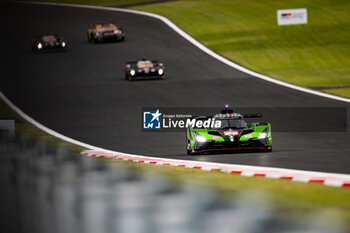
[37,43,42,49]
[130,69,136,76]
[114,30,120,34]
[158,69,164,75]
[196,135,207,143]
[61,42,66,47]
[258,132,267,139]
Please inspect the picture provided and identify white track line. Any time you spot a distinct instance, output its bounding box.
[2,2,349,188]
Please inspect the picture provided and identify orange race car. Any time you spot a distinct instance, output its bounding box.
[87,23,125,43]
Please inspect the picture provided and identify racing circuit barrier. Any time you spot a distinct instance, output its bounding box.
[0,136,347,233]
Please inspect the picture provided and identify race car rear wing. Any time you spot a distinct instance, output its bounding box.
[242,114,262,118]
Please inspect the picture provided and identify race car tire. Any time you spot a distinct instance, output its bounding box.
[92,34,98,44]
[87,33,92,43]
[186,139,194,155]
[186,148,192,155]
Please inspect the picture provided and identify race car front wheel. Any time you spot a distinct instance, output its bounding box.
[187,147,193,155]
[92,34,99,44]
[186,140,194,155]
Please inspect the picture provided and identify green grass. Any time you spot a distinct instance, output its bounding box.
[324,88,350,99]
[131,0,350,96]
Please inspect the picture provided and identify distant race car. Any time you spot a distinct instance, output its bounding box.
[124,59,165,81]
[186,106,272,155]
[31,34,67,52]
[87,23,125,43]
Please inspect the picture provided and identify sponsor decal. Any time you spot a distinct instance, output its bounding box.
[244,135,253,138]
[224,131,239,136]
[281,13,292,19]
[277,8,307,26]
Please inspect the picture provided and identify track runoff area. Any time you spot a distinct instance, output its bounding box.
[2,2,350,187]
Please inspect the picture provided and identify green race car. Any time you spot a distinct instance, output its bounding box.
[186,106,272,155]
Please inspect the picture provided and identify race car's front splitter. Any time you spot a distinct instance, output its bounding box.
[131,74,164,80]
[191,146,272,154]
[192,139,271,153]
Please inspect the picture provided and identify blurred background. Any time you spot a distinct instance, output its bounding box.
[0,136,346,233]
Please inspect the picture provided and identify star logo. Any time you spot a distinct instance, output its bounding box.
[151,109,162,122]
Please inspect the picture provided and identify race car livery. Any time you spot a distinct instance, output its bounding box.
[186,106,272,155]
[87,23,125,43]
[124,59,165,81]
[31,34,67,52]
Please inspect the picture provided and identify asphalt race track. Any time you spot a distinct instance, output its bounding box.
[1,3,350,174]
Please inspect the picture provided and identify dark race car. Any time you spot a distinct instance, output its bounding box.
[31,34,67,52]
[87,23,125,43]
[124,59,166,81]
[186,106,272,155]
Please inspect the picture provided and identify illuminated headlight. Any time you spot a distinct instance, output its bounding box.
[37,43,42,49]
[196,135,207,143]
[61,42,66,47]
[95,32,99,36]
[158,69,164,75]
[130,69,136,76]
[114,30,120,34]
[258,132,267,139]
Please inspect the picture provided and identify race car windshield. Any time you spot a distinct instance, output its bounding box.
[214,119,247,129]
[42,35,57,42]
[98,23,117,28]
[137,61,153,68]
